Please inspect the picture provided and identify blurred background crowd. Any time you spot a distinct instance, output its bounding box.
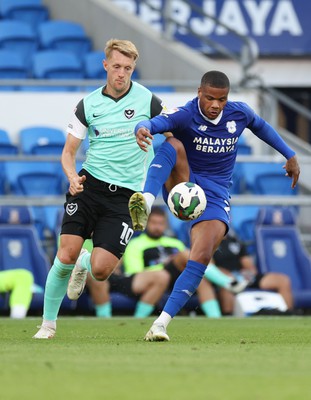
[0,0,311,318]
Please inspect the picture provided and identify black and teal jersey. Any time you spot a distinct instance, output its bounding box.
[67,81,163,191]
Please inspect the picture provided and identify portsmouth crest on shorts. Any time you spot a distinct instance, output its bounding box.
[226,121,237,134]
[66,203,78,216]
[124,109,135,119]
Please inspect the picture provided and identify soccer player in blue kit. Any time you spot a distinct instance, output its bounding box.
[129,70,300,341]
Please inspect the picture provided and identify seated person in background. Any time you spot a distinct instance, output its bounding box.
[213,230,294,315]
[87,206,249,318]
[0,269,34,318]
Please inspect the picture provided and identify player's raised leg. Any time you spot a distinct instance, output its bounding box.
[129,138,188,231]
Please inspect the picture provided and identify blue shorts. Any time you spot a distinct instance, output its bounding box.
[162,171,230,233]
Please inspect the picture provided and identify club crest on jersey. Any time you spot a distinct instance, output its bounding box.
[198,125,207,132]
[124,109,135,119]
[66,203,78,216]
[226,121,237,134]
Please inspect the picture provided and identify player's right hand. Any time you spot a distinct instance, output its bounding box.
[69,174,86,195]
[136,127,153,152]
[283,155,300,189]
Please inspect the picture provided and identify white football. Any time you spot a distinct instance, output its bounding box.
[167,182,207,221]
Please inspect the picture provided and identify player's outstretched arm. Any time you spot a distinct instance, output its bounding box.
[283,155,300,188]
[136,127,153,152]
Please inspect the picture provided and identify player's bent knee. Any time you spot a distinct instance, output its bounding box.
[91,265,113,281]
[58,251,79,265]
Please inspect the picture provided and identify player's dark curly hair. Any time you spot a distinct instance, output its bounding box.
[200,70,230,89]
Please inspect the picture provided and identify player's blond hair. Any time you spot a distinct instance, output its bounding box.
[105,39,139,62]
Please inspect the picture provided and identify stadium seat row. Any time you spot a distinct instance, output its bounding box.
[0,0,49,30]
[0,17,141,85]
[0,126,299,196]
[0,49,116,82]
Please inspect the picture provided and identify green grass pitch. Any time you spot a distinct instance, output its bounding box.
[1,317,311,400]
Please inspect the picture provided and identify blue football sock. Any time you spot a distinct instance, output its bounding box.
[144,141,177,197]
[43,256,74,321]
[163,260,207,318]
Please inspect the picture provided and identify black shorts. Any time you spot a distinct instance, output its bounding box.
[247,273,264,289]
[109,274,138,299]
[164,261,181,290]
[61,169,135,258]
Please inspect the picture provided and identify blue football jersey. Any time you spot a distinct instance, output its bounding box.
[143,98,295,200]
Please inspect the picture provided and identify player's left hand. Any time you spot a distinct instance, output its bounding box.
[283,155,300,188]
[136,127,153,152]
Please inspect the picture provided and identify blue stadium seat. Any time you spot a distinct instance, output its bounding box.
[236,134,252,155]
[17,172,64,195]
[4,160,64,195]
[0,205,33,224]
[0,0,49,31]
[255,207,311,309]
[240,162,285,193]
[31,205,63,242]
[230,162,245,194]
[82,50,141,80]
[32,50,84,80]
[38,20,91,56]
[0,20,38,66]
[0,128,19,154]
[0,167,5,194]
[230,205,260,254]
[0,49,29,80]
[252,171,299,195]
[237,143,252,155]
[19,126,65,154]
[83,50,106,79]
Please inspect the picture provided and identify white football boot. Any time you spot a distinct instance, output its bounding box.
[67,248,88,300]
[33,325,56,339]
[144,323,170,342]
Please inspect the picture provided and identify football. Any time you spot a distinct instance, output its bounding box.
[167,182,207,221]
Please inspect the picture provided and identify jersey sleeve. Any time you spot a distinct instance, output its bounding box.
[67,99,88,140]
[135,107,190,135]
[150,94,164,117]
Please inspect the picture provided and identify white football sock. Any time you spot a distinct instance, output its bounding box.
[153,311,172,328]
[143,192,155,213]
